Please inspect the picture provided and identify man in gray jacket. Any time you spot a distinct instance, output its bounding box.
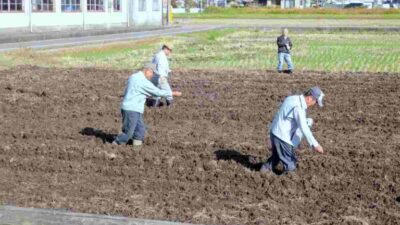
[261,87,324,173]
[277,28,294,74]
[113,63,182,147]
[150,43,174,107]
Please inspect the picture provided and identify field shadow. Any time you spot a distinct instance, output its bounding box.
[79,127,116,144]
[282,69,292,74]
[214,149,263,171]
[214,149,284,175]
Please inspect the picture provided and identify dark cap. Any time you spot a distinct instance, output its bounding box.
[310,86,325,107]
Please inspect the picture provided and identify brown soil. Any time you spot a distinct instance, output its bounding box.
[0,66,399,225]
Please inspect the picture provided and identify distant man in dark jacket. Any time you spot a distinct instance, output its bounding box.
[277,28,293,74]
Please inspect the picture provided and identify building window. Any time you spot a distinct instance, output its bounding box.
[113,0,120,11]
[32,0,54,11]
[87,0,104,11]
[61,0,81,11]
[152,0,159,11]
[138,0,145,11]
[0,0,23,12]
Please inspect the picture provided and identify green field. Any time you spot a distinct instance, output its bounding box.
[1,29,399,73]
[177,18,400,29]
[175,7,400,19]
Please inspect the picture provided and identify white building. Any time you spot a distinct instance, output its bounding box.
[279,0,311,8]
[0,0,164,31]
[264,0,310,8]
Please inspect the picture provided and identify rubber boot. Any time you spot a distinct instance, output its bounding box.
[260,163,272,173]
[166,99,173,106]
[133,139,143,151]
[152,98,161,107]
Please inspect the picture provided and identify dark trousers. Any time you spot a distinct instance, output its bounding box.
[115,109,146,144]
[264,133,297,171]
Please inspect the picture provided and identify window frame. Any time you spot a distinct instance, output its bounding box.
[87,0,105,12]
[31,0,55,12]
[113,0,120,11]
[138,0,146,12]
[0,0,24,13]
[152,0,159,11]
[61,0,82,12]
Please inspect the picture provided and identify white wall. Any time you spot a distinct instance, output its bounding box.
[0,13,29,29]
[172,8,200,13]
[131,0,162,27]
[0,0,162,30]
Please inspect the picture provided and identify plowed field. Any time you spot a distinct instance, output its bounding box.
[0,66,399,225]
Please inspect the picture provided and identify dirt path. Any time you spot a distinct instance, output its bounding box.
[0,67,399,225]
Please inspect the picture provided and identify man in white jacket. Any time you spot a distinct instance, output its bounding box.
[150,43,174,107]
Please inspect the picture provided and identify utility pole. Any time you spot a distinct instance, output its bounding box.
[166,0,170,26]
[82,0,86,30]
[29,0,32,32]
[127,0,130,27]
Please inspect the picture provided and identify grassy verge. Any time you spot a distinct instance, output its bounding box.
[0,28,399,73]
[175,7,400,19]
[177,18,400,28]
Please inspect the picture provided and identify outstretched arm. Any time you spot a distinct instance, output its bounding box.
[141,80,170,98]
[141,80,182,98]
[293,107,323,153]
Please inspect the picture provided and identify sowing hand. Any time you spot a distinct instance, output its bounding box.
[313,145,324,154]
[172,91,182,97]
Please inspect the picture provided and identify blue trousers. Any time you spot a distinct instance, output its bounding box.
[277,53,293,71]
[115,109,146,144]
[264,133,297,171]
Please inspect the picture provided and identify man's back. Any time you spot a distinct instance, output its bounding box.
[271,95,302,143]
[152,50,169,77]
[121,72,147,113]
